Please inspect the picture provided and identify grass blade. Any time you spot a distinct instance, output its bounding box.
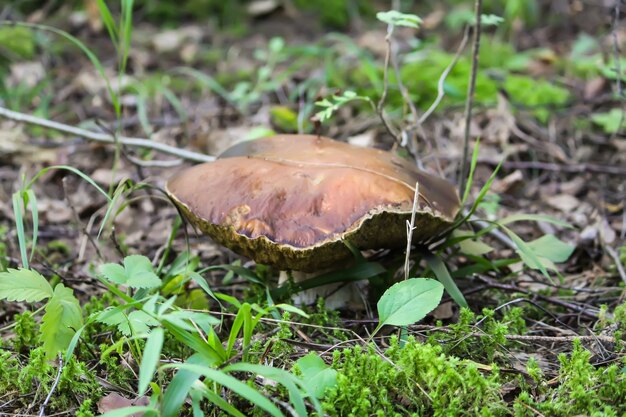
[462,138,480,205]
[163,363,285,417]
[12,192,28,269]
[425,252,468,308]
[138,327,164,395]
[25,189,38,263]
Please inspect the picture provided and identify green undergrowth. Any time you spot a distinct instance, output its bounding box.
[2,296,625,416]
[323,335,626,417]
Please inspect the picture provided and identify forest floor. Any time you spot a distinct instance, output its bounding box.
[0,1,625,416]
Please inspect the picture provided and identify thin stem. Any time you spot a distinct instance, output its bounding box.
[0,106,215,163]
[377,25,400,141]
[38,353,64,417]
[404,182,420,280]
[418,25,470,125]
[458,0,483,195]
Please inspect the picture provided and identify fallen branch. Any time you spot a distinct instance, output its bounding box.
[0,106,215,163]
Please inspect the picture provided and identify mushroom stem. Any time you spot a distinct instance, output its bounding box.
[278,270,367,310]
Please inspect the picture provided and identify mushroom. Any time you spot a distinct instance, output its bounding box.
[166,134,460,305]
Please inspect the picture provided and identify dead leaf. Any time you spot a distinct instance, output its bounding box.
[431,301,454,320]
[492,170,524,195]
[98,392,149,416]
[584,77,607,100]
[546,194,579,212]
[91,168,132,186]
[84,0,103,32]
[247,0,280,16]
[8,62,45,88]
[39,199,73,224]
[152,27,203,54]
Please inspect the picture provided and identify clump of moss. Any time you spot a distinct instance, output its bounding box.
[515,339,626,416]
[323,337,508,417]
[11,347,102,413]
[0,348,20,394]
[12,311,38,353]
[322,323,626,416]
[429,307,526,363]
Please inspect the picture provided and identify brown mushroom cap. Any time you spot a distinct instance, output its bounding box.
[166,135,460,271]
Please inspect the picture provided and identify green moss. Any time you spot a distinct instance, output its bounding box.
[321,319,626,417]
[12,311,38,353]
[429,308,526,363]
[0,348,20,394]
[323,338,508,416]
[14,347,102,412]
[515,340,626,416]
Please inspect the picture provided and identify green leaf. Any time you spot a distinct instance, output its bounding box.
[462,139,481,205]
[273,304,309,318]
[138,327,164,395]
[375,278,444,334]
[99,406,157,417]
[296,353,338,399]
[124,255,161,289]
[526,234,575,263]
[425,254,468,308]
[122,310,159,336]
[164,364,285,417]
[479,14,504,27]
[376,10,422,28]
[99,256,161,289]
[502,227,550,278]
[40,284,83,359]
[99,263,127,285]
[454,231,494,256]
[161,354,205,417]
[591,109,626,134]
[194,385,246,417]
[25,189,38,264]
[224,362,320,417]
[12,191,28,269]
[0,268,53,302]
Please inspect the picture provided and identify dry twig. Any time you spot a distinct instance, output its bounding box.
[0,106,214,163]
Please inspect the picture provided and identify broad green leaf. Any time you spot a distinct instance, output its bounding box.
[0,268,53,302]
[97,307,158,336]
[99,263,127,285]
[375,278,444,334]
[165,364,285,417]
[591,109,626,134]
[296,353,337,399]
[527,234,575,263]
[122,310,159,336]
[124,255,161,289]
[454,231,494,256]
[138,327,164,395]
[502,227,550,278]
[40,284,83,359]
